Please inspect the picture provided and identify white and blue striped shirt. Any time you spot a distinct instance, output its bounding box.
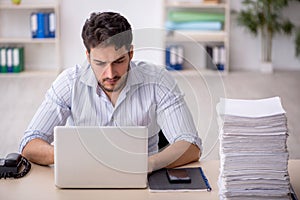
[19,61,202,155]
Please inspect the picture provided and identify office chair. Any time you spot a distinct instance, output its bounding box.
[158,130,169,150]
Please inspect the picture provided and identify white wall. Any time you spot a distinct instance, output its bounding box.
[60,0,164,69]
[60,0,300,71]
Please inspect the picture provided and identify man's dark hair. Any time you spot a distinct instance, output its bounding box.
[81,12,132,53]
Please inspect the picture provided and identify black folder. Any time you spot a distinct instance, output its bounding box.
[148,167,211,192]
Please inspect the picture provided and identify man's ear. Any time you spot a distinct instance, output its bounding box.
[86,50,90,63]
[129,45,134,60]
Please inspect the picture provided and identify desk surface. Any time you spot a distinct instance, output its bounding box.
[1,160,299,200]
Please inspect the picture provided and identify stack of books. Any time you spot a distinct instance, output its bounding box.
[217,97,290,200]
[165,11,224,31]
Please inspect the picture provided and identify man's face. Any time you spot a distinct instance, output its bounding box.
[87,45,133,93]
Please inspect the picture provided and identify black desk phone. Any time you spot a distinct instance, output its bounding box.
[0,153,31,179]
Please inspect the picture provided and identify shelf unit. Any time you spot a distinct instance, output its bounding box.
[164,0,230,75]
[0,0,61,75]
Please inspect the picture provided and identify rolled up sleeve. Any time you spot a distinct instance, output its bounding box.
[156,70,203,152]
[19,69,72,153]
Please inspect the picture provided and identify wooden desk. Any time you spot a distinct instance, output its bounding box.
[1,160,299,200]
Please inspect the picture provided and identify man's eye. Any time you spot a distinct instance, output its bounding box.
[96,62,106,66]
[115,59,124,64]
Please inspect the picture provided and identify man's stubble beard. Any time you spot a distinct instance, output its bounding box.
[98,64,130,93]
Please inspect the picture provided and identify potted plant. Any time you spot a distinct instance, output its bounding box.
[236,0,300,73]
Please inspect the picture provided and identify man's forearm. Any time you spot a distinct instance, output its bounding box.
[148,140,201,173]
[22,138,54,165]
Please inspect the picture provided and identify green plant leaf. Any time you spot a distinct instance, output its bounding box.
[237,11,259,35]
[281,20,294,35]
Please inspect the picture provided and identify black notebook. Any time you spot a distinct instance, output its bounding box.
[148,167,211,192]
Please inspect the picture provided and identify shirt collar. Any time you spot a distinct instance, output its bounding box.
[80,64,98,88]
[125,61,145,87]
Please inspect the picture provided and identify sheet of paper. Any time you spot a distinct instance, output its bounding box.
[217,96,286,118]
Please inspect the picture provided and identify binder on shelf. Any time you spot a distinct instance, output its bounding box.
[205,46,217,70]
[13,47,24,73]
[170,45,177,68]
[219,45,225,71]
[30,12,54,38]
[19,47,24,72]
[48,12,56,38]
[36,12,49,38]
[212,45,219,69]
[176,45,184,68]
[206,45,225,71]
[30,13,38,38]
[148,167,211,192]
[6,48,13,73]
[166,46,171,69]
[0,46,24,73]
[43,13,50,38]
[31,12,48,38]
[0,47,7,73]
[166,45,183,70]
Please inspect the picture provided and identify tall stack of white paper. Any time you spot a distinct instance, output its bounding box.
[217,97,290,200]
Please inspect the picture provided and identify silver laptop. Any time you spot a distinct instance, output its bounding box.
[54,126,148,188]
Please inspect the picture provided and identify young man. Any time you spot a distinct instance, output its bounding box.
[19,12,202,173]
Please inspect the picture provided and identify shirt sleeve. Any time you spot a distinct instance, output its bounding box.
[156,69,203,152]
[19,69,73,153]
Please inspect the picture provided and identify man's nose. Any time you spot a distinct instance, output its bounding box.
[104,64,114,78]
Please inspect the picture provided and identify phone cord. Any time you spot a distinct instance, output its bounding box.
[14,156,31,178]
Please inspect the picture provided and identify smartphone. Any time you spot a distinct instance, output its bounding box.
[166,168,191,183]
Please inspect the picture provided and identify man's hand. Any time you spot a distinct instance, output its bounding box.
[148,140,200,173]
[22,138,54,165]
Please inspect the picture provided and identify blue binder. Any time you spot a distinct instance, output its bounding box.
[166,45,183,70]
[165,46,171,70]
[31,12,50,38]
[6,48,13,73]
